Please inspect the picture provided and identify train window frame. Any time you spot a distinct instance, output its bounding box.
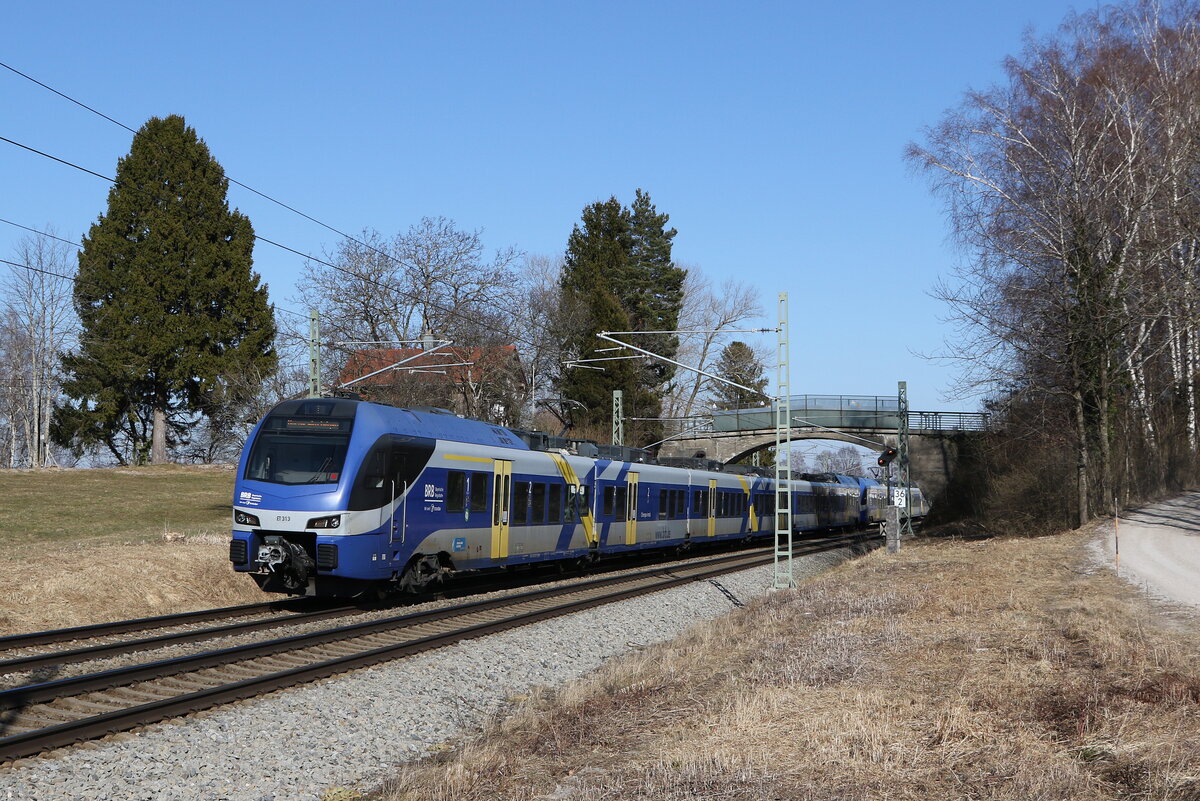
[565,484,577,523]
[469,473,488,514]
[531,483,546,524]
[614,486,627,521]
[447,471,465,514]
[603,486,614,517]
[548,483,562,522]
[513,481,529,525]
[659,489,668,520]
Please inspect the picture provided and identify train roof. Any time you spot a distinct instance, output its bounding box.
[269,398,530,451]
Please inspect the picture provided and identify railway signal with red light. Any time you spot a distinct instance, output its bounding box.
[877,447,898,467]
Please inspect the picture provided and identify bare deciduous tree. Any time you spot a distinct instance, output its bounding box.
[1,232,76,468]
[909,0,1200,525]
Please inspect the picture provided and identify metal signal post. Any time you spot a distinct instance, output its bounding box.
[897,380,914,539]
[612,390,624,446]
[308,309,321,399]
[773,292,795,589]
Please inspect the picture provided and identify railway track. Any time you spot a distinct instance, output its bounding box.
[0,540,798,673]
[0,533,868,761]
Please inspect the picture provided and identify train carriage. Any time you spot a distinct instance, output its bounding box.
[230,398,926,597]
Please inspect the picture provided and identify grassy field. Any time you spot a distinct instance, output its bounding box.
[369,527,1200,801]
[0,465,263,634]
[0,464,236,547]
[4,468,1198,798]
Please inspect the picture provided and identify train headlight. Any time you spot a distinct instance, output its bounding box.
[307,515,342,529]
[234,510,260,526]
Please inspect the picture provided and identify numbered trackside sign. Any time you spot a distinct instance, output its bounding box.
[892,489,907,507]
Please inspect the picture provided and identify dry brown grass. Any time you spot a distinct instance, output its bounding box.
[0,536,266,634]
[369,530,1200,800]
[0,464,264,634]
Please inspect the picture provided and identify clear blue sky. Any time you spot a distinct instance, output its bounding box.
[2,0,1088,412]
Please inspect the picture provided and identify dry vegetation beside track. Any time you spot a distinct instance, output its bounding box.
[369,528,1200,801]
[0,465,263,634]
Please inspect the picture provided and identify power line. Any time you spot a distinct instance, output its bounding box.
[0,249,308,330]
[0,218,80,247]
[0,61,547,351]
[0,61,136,135]
[0,133,543,352]
[1,59,373,248]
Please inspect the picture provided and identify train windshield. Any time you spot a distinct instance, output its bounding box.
[244,410,354,486]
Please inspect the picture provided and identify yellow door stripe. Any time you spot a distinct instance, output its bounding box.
[737,476,758,531]
[547,453,598,547]
[445,454,493,463]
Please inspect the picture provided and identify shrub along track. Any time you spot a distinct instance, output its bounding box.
[0,534,866,761]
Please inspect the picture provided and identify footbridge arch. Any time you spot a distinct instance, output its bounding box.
[655,396,989,505]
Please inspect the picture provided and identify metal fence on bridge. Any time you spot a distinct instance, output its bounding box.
[668,395,989,437]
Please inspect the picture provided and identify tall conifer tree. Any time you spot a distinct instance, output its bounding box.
[54,115,276,464]
[557,190,685,445]
[712,341,768,410]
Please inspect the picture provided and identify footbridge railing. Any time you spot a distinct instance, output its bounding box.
[666,395,989,438]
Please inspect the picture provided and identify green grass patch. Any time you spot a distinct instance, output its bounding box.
[0,465,234,548]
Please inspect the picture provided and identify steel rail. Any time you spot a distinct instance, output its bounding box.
[0,598,316,651]
[0,535,866,761]
[0,547,786,710]
[0,602,363,674]
[0,544,780,674]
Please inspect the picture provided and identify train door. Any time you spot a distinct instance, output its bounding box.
[491,460,512,560]
[625,472,639,545]
[389,441,409,545]
[707,479,717,537]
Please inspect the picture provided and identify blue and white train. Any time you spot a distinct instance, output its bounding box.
[229,398,928,596]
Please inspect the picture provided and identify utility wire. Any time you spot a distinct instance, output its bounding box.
[0,227,309,323]
[0,61,551,352]
[0,133,543,352]
[0,218,80,247]
[1,60,376,250]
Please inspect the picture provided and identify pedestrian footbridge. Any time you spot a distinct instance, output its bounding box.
[656,395,989,503]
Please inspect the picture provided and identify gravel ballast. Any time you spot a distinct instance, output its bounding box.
[0,549,850,801]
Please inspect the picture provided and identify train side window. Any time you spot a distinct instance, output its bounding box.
[469,473,488,514]
[513,481,529,525]
[614,486,626,521]
[693,490,701,516]
[603,486,614,517]
[565,485,577,522]
[659,489,668,520]
[579,485,590,516]
[531,483,546,524]
[549,484,562,522]
[447,471,465,513]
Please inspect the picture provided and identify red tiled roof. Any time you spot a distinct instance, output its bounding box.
[339,345,519,387]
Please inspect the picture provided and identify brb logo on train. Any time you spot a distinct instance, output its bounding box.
[424,482,444,514]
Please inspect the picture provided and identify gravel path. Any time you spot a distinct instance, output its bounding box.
[1094,492,1200,609]
[0,549,849,801]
